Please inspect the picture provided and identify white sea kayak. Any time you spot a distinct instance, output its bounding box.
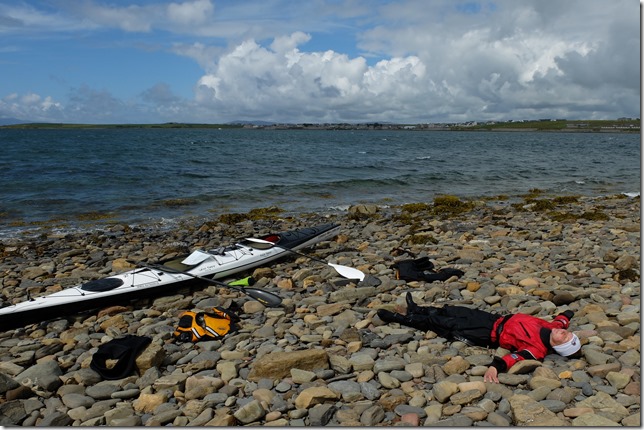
[0,223,340,330]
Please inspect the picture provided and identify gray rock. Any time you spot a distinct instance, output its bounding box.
[572,413,621,426]
[432,415,474,426]
[360,381,380,400]
[547,386,580,403]
[203,392,229,404]
[580,382,594,397]
[233,399,266,424]
[583,348,615,365]
[390,369,413,382]
[61,393,95,409]
[595,384,618,396]
[0,400,27,425]
[21,410,40,426]
[373,357,406,373]
[110,416,143,426]
[111,388,140,399]
[73,367,103,387]
[394,404,427,417]
[15,360,62,392]
[360,405,385,426]
[328,380,362,401]
[38,411,73,426]
[74,399,119,422]
[104,405,136,425]
[85,381,120,400]
[274,381,291,393]
[146,408,182,426]
[309,403,336,426]
[486,411,512,426]
[539,399,566,413]
[0,372,20,393]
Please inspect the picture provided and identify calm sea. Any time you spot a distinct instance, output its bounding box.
[1,128,640,237]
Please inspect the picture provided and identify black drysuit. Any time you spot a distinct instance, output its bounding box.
[398,304,500,347]
[378,294,574,372]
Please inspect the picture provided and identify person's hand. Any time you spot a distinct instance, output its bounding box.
[484,366,499,383]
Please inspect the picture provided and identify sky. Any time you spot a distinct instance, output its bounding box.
[0,0,640,124]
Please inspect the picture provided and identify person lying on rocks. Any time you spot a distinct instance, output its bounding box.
[377,293,581,383]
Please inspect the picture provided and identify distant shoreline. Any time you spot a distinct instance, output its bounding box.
[0,119,640,133]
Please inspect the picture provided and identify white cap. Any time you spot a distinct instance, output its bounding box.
[552,333,581,356]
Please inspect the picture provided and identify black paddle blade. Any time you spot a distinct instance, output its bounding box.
[138,262,282,307]
[241,287,282,307]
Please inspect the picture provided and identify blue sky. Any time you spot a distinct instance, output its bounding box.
[0,0,639,124]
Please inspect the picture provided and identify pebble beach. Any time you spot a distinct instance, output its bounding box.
[0,193,640,426]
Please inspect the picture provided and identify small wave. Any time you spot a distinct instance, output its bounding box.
[327,204,351,211]
[181,172,213,179]
[622,192,640,198]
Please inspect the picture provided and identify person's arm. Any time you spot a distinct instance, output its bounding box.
[484,351,536,383]
[484,366,499,383]
[553,310,573,328]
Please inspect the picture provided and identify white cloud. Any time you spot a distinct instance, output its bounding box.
[0,1,92,33]
[167,0,214,26]
[186,0,638,123]
[194,36,426,122]
[0,0,638,123]
[0,92,63,121]
[74,2,159,32]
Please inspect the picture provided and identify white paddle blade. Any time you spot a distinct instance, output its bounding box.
[181,250,211,265]
[329,263,365,281]
[246,238,273,244]
[246,236,365,281]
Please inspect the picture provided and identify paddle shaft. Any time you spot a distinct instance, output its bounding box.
[144,263,282,307]
[272,245,330,266]
[245,238,365,281]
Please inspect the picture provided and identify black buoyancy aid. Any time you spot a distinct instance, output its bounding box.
[90,335,151,380]
[173,307,238,342]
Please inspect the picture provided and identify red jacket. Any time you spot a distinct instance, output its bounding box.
[490,312,572,371]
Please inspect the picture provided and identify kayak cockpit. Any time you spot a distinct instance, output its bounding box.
[80,278,124,292]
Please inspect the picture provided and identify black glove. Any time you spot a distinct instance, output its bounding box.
[437,268,465,278]
[558,310,574,320]
[393,257,434,281]
[393,257,463,282]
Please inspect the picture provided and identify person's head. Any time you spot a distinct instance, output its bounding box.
[550,328,581,356]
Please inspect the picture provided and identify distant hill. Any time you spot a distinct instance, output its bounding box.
[228,120,276,126]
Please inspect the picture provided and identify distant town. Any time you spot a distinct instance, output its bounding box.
[1,118,640,133]
[243,118,640,133]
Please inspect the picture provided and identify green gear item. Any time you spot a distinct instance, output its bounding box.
[227,276,256,287]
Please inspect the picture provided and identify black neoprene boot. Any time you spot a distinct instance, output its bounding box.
[406,292,420,314]
[405,292,442,317]
[377,309,408,325]
[377,309,435,332]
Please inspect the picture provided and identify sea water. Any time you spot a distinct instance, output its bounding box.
[0,128,640,236]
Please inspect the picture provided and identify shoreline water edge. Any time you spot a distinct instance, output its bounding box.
[0,192,640,426]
